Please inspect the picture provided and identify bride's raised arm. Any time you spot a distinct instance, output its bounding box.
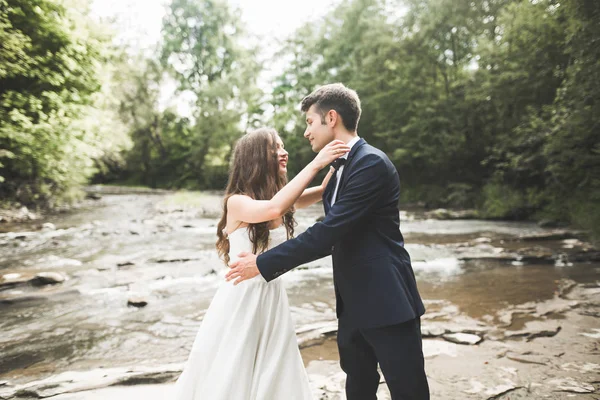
[294,167,335,210]
[228,142,348,224]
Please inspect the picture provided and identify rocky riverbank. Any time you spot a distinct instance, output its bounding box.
[0,190,598,399]
[1,280,597,399]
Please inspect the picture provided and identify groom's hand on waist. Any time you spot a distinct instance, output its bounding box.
[226,252,260,285]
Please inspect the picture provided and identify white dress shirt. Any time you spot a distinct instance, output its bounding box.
[331,136,361,206]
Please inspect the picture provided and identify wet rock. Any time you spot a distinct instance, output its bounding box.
[443,332,483,345]
[426,208,479,220]
[534,297,578,317]
[0,288,80,305]
[579,329,600,339]
[0,364,183,399]
[561,238,582,248]
[546,377,595,393]
[504,322,561,342]
[421,324,446,337]
[41,222,56,231]
[557,279,577,298]
[30,272,67,286]
[463,379,521,398]
[0,273,31,289]
[422,339,458,358]
[561,362,600,374]
[42,255,83,268]
[127,296,148,308]
[117,261,136,268]
[129,230,139,235]
[484,384,521,399]
[297,320,338,348]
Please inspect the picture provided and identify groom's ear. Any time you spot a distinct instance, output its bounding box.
[327,109,338,127]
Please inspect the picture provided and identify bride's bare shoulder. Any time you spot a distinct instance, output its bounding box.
[227,194,252,208]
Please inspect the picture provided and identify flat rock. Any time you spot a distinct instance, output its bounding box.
[561,362,600,374]
[463,379,520,398]
[421,324,446,337]
[30,272,67,286]
[0,273,32,289]
[442,332,483,345]
[296,320,338,347]
[546,377,595,393]
[504,321,561,342]
[422,339,458,358]
[0,364,183,399]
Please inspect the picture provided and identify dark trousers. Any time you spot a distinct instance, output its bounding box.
[337,317,430,400]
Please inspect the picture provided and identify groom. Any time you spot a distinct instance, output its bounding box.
[227,83,429,399]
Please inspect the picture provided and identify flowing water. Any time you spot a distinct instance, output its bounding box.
[0,191,598,384]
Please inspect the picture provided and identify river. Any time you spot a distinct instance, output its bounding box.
[0,190,598,392]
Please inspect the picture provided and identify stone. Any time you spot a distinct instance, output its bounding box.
[561,362,600,374]
[442,333,483,345]
[117,261,136,268]
[41,222,56,231]
[0,273,31,289]
[422,339,458,358]
[546,377,595,393]
[30,272,67,286]
[127,297,148,308]
[421,324,446,337]
[504,322,561,342]
[484,383,520,399]
[297,321,338,348]
[0,364,182,399]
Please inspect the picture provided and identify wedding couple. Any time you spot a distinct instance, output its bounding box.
[173,84,429,399]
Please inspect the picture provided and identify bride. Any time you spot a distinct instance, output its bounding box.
[173,128,350,399]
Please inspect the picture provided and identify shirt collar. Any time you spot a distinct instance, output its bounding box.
[340,136,361,160]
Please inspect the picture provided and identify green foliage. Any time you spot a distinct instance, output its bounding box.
[269,0,599,235]
[0,0,128,207]
[1,0,597,236]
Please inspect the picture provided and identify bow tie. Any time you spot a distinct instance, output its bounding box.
[330,158,347,171]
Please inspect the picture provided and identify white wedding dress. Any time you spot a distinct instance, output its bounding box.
[172,226,313,400]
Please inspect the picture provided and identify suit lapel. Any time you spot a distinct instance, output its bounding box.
[334,138,366,202]
[322,172,336,214]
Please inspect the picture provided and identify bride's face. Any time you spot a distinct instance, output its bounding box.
[275,135,288,175]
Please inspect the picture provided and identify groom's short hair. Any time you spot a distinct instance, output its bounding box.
[301,83,362,132]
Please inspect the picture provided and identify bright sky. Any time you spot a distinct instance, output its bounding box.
[91,0,338,53]
[90,0,338,115]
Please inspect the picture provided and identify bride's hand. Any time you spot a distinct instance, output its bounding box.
[312,140,350,170]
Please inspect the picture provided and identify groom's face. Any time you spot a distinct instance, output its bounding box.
[304,105,334,152]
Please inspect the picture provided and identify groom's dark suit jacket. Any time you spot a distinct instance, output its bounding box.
[257,138,425,329]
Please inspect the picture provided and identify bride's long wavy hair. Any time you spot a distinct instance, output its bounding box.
[216,128,296,265]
